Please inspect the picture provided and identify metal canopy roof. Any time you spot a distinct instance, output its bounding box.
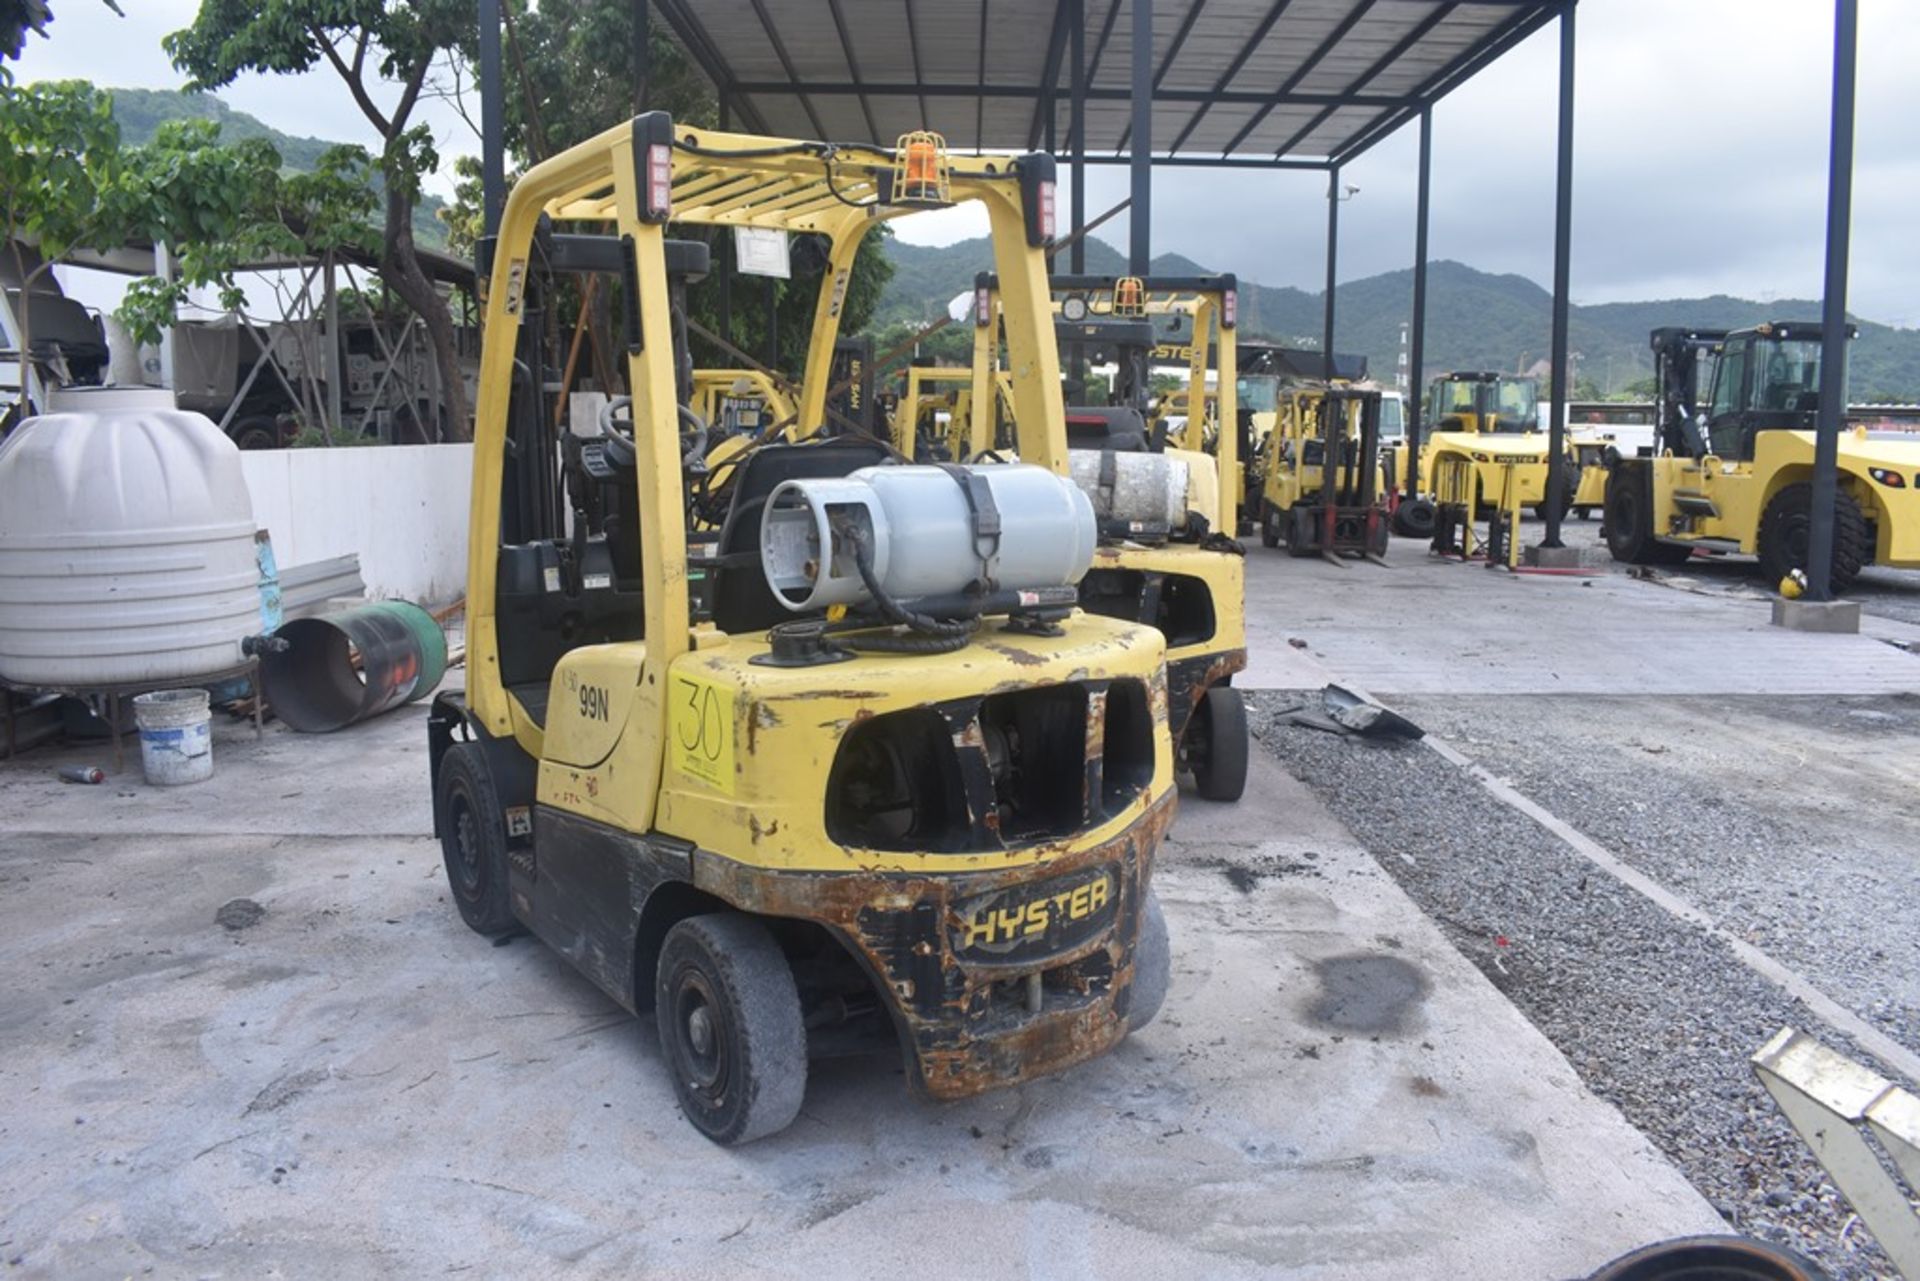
[652,0,1560,168]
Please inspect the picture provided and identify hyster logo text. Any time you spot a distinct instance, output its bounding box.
[963,876,1111,948]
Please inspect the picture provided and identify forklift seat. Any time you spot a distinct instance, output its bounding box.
[708,440,894,636]
[1066,406,1161,453]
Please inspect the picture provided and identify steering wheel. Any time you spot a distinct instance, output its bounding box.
[598,395,712,469]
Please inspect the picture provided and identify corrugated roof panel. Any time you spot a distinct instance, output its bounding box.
[1291,105,1392,157]
[653,0,1556,163]
[1294,3,1434,94]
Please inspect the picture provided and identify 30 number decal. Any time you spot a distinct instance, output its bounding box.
[669,673,734,792]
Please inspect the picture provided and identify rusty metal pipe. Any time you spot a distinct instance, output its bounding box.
[260,601,448,733]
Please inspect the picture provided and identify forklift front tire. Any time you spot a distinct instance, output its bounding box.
[1260,501,1282,549]
[655,913,807,1146]
[434,743,517,936]
[1128,889,1170,1033]
[1190,686,1250,802]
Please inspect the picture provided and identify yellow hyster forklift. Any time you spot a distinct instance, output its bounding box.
[1391,371,1577,528]
[430,117,1179,1145]
[1256,384,1391,560]
[1606,322,1920,588]
[984,272,1249,800]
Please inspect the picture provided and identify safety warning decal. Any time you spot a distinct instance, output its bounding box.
[669,672,735,793]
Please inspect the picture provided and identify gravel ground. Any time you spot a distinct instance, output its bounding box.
[1247,691,1903,1281]
[1389,694,1920,1060]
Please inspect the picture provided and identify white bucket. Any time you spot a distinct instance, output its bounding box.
[132,688,213,786]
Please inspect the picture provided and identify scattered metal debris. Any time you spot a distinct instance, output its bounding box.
[1272,684,1425,740]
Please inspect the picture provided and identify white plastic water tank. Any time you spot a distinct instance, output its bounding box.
[0,387,261,687]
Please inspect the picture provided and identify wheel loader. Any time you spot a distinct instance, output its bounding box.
[428,117,1178,1145]
[976,272,1250,802]
[1607,322,1920,590]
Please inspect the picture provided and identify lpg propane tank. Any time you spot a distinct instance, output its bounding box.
[761,463,1095,612]
[1067,449,1191,536]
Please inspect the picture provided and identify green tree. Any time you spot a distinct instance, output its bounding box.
[165,0,474,439]
[3,78,381,421]
[2,79,122,385]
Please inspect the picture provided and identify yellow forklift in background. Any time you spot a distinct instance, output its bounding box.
[1391,371,1577,526]
[1607,322,1920,588]
[1256,384,1391,560]
[979,271,1248,800]
[431,117,1179,1145]
[889,361,1015,461]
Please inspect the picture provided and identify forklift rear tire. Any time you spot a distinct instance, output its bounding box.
[1758,482,1868,593]
[1128,889,1170,1033]
[434,743,517,936]
[1189,686,1249,802]
[1260,502,1282,548]
[655,913,807,1146]
[1604,470,1693,566]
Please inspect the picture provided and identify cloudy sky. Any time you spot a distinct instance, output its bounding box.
[15,0,1919,325]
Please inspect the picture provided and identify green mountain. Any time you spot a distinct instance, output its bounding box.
[107,87,450,251]
[879,237,1920,401]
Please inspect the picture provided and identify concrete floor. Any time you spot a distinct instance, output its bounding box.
[0,697,1719,1279]
[1242,522,1920,695]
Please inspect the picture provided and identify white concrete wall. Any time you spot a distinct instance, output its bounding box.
[240,444,471,605]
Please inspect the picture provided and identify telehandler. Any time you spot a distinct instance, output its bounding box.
[1607,322,1920,589]
[429,117,1178,1145]
[980,272,1249,801]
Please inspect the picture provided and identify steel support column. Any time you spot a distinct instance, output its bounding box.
[1070,0,1086,274]
[1406,106,1431,500]
[1806,0,1858,603]
[1128,0,1152,273]
[1540,0,1575,549]
[633,0,649,115]
[719,97,732,344]
[479,0,504,237]
[1323,166,1339,376]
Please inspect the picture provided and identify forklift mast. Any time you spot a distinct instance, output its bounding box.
[1648,327,1726,456]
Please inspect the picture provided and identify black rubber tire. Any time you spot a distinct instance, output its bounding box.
[1574,505,1593,521]
[1757,482,1869,593]
[1604,469,1692,566]
[231,416,279,450]
[1284,506,1319,559]
[1585,1233,1829,1281]
[1189,685,1249,801]
[434,742,517,936]
[654,913,807,1146]
[1128,889,1170,1032]
[1392,496,1437,539]
[1259,500,1281,548]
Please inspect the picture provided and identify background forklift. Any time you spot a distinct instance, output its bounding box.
[1607,322,1920,589]
[981,271,1249,801]
[1256,384,1391,561]
[1391,371,1576,529]
[430,116,1180,1145]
